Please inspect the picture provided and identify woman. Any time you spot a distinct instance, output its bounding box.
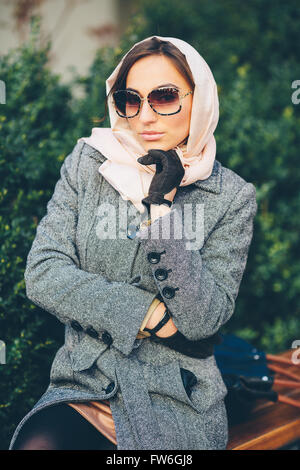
[9,35,257,450]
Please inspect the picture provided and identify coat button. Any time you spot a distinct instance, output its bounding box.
[155,268,168,281]
[147,250,166,264]
[86,326,99,339]
[105,381,115,394]
[162,286,176,299]
[71,320,83,332]
[127,224,138,239]
[102,331,113,345]
[147,252,160,264]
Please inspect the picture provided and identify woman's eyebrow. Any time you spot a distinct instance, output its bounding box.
[126,83,179,93]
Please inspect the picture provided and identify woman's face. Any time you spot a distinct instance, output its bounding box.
[125,55,193,153]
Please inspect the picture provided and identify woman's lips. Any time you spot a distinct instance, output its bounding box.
[140,132,165,141]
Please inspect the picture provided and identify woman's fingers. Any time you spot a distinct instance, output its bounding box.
[145,301,179,338]
[137,155,154,165]
[145,301,166,330]
[137,152,162,165]
[155,318,178,338]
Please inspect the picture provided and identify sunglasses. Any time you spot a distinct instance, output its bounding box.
[112,86,193,118]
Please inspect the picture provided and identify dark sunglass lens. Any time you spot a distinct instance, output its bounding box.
[113,91,126,116]
[113,91,140,117]
[149,88,180,114]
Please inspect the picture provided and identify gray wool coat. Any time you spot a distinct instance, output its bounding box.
[9,140,257,450]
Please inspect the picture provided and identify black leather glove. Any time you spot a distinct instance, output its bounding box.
[151,330,222,360]
[180,368,198,398]
[137,149,185,210]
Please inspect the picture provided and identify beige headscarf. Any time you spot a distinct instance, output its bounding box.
[78,35,219,213]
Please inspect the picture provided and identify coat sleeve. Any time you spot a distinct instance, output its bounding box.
[136,182,258,341]
[24,141,157,357]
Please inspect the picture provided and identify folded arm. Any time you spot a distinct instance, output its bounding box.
[24,141,158,357]
[136,182,258,341]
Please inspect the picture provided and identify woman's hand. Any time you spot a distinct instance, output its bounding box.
[164,187,177,202]
[137,149,184,209]
[145,301,178,338]
[150,188,177,222]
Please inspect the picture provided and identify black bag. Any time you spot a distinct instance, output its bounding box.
[152,328,300,425]
[214,334,300,425]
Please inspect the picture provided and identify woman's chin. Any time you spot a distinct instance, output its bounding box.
[142,142,171,153]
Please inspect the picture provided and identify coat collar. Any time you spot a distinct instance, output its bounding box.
[87,145,222,195]
[192,159,222,194]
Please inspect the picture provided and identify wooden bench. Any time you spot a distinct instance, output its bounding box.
[226,349,300,450]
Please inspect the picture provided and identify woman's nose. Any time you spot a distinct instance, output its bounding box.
[138,99,157,123]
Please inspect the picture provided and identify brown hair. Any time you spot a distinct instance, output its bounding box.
[97,37,195,124]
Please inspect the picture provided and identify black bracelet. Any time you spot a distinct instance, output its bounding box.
[143,308,171,336]
[142,194,173,208]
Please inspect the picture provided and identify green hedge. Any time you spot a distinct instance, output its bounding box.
[1,3,300,449]
[0,18,78,449]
